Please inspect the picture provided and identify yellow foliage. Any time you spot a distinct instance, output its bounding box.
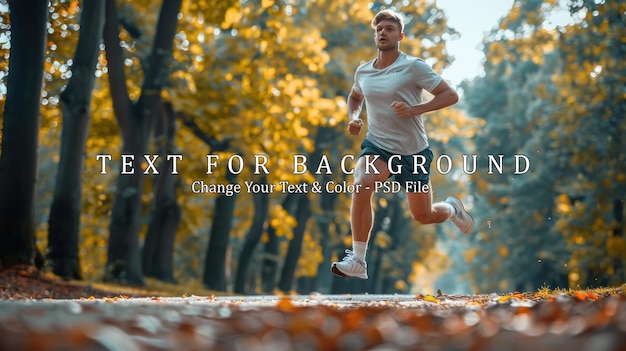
[427,107,483,144]
[395,280,408,292]
[374,231,392,249]
[506,5,520,23]
[498,245,509,258]
[606,236,626,258]
[342,235,352,247]
[555,194,572,215]
[221,6,241,29]
[295,232,324,277]
[269,204,297,239]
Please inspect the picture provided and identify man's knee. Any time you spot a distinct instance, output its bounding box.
[353,175,376,193]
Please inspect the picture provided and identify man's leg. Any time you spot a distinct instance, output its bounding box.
[406,184,474,234]
[406,184,451,224]
[331,156,390,279]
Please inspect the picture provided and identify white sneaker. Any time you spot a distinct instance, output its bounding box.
[331,249,368,279]
[446,196,474,235]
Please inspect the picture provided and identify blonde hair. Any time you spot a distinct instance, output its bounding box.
[371,9,405,32]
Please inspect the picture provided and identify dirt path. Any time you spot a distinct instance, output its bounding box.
[1,293,625,351]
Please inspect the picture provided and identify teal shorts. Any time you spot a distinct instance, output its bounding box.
[360,139,433,184]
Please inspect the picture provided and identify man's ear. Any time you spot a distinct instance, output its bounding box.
[399,32,405,41]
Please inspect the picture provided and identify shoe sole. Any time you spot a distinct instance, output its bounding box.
[448,196,474,235]
[331,264,368,279]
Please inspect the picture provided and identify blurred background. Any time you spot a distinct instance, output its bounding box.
[0,0,624,296]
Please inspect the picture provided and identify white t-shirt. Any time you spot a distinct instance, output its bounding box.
[352,52,442,155]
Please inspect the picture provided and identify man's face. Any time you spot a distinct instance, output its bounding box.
[374,19,404,51]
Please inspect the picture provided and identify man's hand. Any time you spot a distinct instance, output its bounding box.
[348,119,363,135]
[391,101,414,118]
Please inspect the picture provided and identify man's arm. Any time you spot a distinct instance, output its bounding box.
[347,88,365,135]
[391,80,459,118]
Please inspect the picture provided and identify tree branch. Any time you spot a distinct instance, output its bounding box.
[177,113,230,152]
[103,0,133,143]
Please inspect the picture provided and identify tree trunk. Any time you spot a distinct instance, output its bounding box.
[261,194,297,293]
[612,199,623,278]
[202,171,238,291]
[234,179,270,294]
[104,133,147,286]
[102,0,182,286]
[278,193,310,293]
[141,103,181,282]
[291,126,339,293]
[297,175,340,294]
[102,0,143,286]
[307,184,339,293]
[0,0,48,270]
[47,0,105,280]
[305,126,339,293]
[261,227,280,293]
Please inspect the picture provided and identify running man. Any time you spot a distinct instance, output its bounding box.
[331,9,474,279]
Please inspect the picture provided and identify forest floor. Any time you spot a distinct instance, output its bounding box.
[1,266,626,351]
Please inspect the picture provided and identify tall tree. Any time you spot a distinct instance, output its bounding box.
[47,0,105,280]
[141,102,181,282]
[278,193,310,293]
[202,170,238,291]
[0,0,48,269]
[103,0,182,286]
[233,177,270,294]
[261,194,298,293]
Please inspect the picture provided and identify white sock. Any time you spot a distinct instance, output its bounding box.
[444,202,456,218]
[352,241,368,261]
